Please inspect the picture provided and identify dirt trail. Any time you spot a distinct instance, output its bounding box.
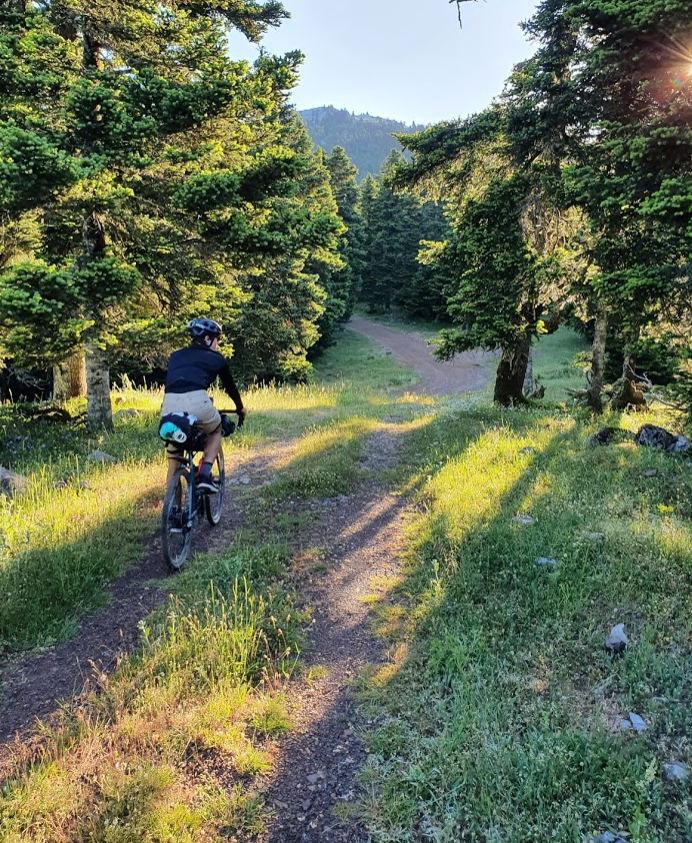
[0,440,295,750]
[0,318,493,839]
[347,315,495,396]
[253,425,411,842]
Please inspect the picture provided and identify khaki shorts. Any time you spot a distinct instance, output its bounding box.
[160,390,221,435]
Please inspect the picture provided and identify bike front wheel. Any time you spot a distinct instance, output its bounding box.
[204,446,225,526]
[162,468,193,572]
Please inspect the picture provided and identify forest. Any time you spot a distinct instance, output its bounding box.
[1,0,691,425]
[1,3,692,842]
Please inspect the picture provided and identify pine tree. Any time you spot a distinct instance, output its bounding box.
[0,0,289,428]
[359,150,422,313]
[209,109,344,381]
[325,145,364,324]
[514,0,692,407]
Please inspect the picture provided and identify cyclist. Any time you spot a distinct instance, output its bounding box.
[161,318,246,493]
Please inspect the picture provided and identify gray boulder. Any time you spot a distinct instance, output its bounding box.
[663,762,688,781]
[619,712,647,732]
[605,623,628,655]
[594,834,628,843]
[635,424,690,454]
[536,557,557,567]
[0,466,28,497]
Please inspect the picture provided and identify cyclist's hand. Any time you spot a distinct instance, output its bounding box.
[237,407,247,428]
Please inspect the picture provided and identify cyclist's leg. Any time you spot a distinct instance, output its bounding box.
[192,394,222,490]
[165,444,184,502]
[202,426,222,468]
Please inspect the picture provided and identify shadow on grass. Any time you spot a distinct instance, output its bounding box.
[357,408,692,842]
[5,394,691,841]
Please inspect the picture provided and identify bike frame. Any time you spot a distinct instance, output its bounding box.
[168,409,238,532]
[161,409,240,571]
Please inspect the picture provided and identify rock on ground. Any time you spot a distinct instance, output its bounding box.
[635,425,690,453]
[663,762,688,781]
[605,623,628,655]
[0,466,28,497]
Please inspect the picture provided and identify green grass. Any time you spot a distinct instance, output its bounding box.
[359,402,692,843]
[314,327,420,390]
[532,327,590,403]
[0,543,300,842]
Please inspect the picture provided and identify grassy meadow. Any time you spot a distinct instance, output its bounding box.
[0,329,418,652]
[355,341,692,842]
[0,328,425,841]
[2,322,692,842]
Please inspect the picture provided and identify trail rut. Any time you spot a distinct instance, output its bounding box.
[251,424,411,842]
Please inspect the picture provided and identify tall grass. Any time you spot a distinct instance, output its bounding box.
[0,545,300,842]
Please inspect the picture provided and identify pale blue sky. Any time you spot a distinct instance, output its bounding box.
[227,0,540,125]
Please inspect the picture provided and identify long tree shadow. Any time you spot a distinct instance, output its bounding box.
[358,409,692,842]
[5,397,690,841]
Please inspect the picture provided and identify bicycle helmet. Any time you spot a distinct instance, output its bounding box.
[186,318,222,341]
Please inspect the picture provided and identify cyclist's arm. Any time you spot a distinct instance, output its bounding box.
[218,361,244,412]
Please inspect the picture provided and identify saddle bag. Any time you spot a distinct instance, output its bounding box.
[158,412,197,445]
[220,414,236,437]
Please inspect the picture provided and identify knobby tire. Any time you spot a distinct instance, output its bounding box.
[162,467,193,572]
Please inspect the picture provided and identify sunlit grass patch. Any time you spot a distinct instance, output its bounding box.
[0,543,299,842]
[248,694,292,737]
[262,416,379,500]
[0,454,166,650]
[316,327,420,391]
[361,403,692,842]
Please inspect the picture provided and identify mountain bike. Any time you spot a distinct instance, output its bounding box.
[161,410,239,572]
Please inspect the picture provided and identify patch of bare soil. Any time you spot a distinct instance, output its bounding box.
[0,439,296,755]
[347,315,495,396]
[247,424,413,843]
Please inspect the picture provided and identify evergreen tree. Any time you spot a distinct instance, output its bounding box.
[223,111,345,379]
[359,150,422,313]
[0,0,292,428]
[397,198,451,319]
[512,0,692,407]
[325,145,364,323]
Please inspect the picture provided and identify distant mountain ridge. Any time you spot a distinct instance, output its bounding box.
[300,106,425,181]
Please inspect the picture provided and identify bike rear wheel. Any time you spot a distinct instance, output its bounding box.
[204,446,225,526]
[162,468,193,572]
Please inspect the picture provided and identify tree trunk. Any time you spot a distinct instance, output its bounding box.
[85,342,113,430]
[586,308,607,413]
[522,349,534,395]
[610,348,647,411]
[494,336,530,406]
[53,352,87,401]
[622,352,636,381]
